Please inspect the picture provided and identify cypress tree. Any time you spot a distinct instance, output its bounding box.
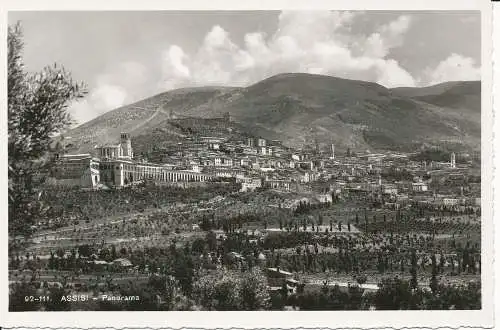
[410,249,418,289]
[430,253,438,293]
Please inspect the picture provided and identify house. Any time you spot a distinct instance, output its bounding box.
[442,198,459,206]
[214,156,233,167]
[112,258,133,269]
[411,182,428,192]
[316,193,333,204]
[383,184,398,195]
[90,260,109,271]
[265,268,299,293]
[239,177,262,192]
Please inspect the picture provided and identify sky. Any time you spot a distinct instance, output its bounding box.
[8,11,481,125]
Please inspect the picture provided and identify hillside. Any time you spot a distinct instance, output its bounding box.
[64,74,481,155]
[391,81,465,98]
[391,81,480,112]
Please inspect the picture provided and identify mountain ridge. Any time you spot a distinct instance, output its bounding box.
[64,74,480,155]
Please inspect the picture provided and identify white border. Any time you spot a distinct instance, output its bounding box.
[0,0,494,328]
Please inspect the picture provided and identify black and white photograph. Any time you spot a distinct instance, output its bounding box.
[2,0,494,324]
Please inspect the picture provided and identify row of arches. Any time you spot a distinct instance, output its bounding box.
[122,169,213,185]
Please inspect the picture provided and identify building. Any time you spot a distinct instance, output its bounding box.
[299,171,318,183]
[52,154,100,188]
[111,258,133,271]
[53,133,214,188]
[259,146,274,156]
[95,132,133,160]
[100,160,214,187]
[451,152,456,168]
[265,267,299,294]
[238,177,263,192]
[208,142,220,150]
[411,182,428,192]
[442,198,459,206]
[208,167,244,179]
[316,193,333,204]
[265,179,292,191]
[214,156,233,167]
[382,184,398,195]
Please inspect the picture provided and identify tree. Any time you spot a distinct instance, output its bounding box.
[99,247,111,262]
[45,288,71,311]
[374,277,420,310]
[9,282,40,311]
[111,245,117,260]
[173,252,194,295]
[239,268,271,310]
[191,237,206,255]
[78,244,93,258]
[8,23,86,236]
[410,250,418,290]
[430,253,438,293]
[192,270,241,310]
[206,231,217,252]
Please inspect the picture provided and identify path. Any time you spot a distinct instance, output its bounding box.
[129,106,186,137]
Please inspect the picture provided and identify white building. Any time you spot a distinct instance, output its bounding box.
[316,193,333,203]
[214,156,233,167]
[330,144,335,160]
[411,182,428,192]
[383,184,398,195]
[95,132,134,160]
[52,154,100,188]
[239,178,262,192]
[443,198,459,206]
[257,138,267,147]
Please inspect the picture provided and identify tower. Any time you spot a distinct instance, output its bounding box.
[120,132,133,159]
[330,144,335,160]
[450,152,456,168]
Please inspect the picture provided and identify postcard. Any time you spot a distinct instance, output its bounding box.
[0,0,495,329]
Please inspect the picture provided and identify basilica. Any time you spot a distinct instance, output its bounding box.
[52,133,214,188]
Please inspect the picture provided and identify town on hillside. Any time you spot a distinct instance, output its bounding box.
[9,116,481,311]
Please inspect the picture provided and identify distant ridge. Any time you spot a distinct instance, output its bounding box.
[64,74,481,155]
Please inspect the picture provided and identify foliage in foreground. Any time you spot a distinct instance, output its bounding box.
[8,22,86,236]
[290,277,481,310]
[10,272,480,311]
[192,268,271,311]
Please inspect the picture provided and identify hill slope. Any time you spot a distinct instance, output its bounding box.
[64,74,481,154]
[391,81,480,112]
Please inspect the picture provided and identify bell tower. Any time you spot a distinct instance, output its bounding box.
[120,132,133,159]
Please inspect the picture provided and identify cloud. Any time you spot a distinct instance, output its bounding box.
[364,15,411,58]
[69,84,127,125]
[422,53,481,85]
[160,45,191,91]
[72,11,420,125]
[69,61,149,125]
[159,11,417,90]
